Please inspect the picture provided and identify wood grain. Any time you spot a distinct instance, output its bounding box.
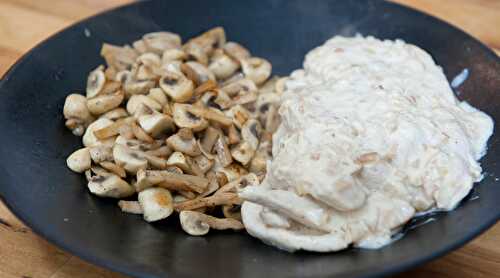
[0,1,498,277]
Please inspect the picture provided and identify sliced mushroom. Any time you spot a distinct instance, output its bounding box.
[99,108,129,121]
[181,62,215,86]
[180,210,243,236]
[226,105,251,129]
[159,72,194,103]
[63,94,94,135]
[87,172,135,198]
[118,200,143,214]
[86,66,106,98]
[241,119,262,150]
[186,105,232,126]
[104,66,118,81]
[192,155,214,175]
[275,77,287,95]
[135,169,208,193]
[264,104,280,133]
[137,52,161,68]
[115,136,158,151]
[99,161,127,178]
[162,49,187,64]
[143,32,181,55]
[222,204,241,220]
[126,95,162,115]
[123,80,156,97]
[223,41,251,61]
[166,131,201,156]
[187,27,226,54]
[174,193,241,211]
[101,44,138,71]
[227,124,241,145]
[135,64,158,81]
[214,136,232,167]
[88,145,113,163]
[66,148,91,173]
[87,90,124,115]
[256,92,280,118]
[138,187,174,222]
[83,118,115,147]
[166,151,190,172]
[132,39,148,54]
[138,113,175,138]
[131,121,155,143]
[219,163,248,182]
[232,90,258,106]
[147,88,168,106]
[240,57,271,85]
[113,144,148,174]
[221,78,257,97]
[208,49,239,80]
[230,141,256,165]
[183,43,208,65]
[215,173,259,195]
[172,103,209,131]
[193,80,218,98]
[145,145,173,158]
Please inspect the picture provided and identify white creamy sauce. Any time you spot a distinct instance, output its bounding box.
[240,36,494,252]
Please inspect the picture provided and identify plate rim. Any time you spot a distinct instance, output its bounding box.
[0,0,499,277]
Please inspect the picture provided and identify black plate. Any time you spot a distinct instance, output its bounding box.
[0,0,499,277]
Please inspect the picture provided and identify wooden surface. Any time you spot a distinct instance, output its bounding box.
[0,0,498,277]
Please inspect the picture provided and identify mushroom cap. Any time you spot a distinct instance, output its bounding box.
[126,95,162,115]
[223,41,251,61]
[82,118,115,147]
[159,72,194,103]
[208,50,239,80]
[240,57,272,85]
[162,48,186,64]
[87,90,124,115]
[172,103,209,131]
[88,174,135,198]
[179,210,210,236]
[138,113,175,138]
[182,61,215,85]
[86,66,106,98]
[112,144,148,174]
[138,187,174,222]
[66,148,91,173]
[63,94,92,121]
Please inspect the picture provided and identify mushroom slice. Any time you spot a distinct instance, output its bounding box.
[232,90,258,106]
[199,126,220,154]
[159,71,194,103]
[126,95,162,115]
[231,141,256,165]
[193,80,218,98]
[221,78,257,97]
[133,39,148,54]
[66,148,91,173]
[249,150,268,176]
[226,105,251,129]
[147,88,168,106]
[240,57,272,85]
[138,187,174,222]
[101,81,122,95]
[118,200,143,214]
[162,49,187,64]
[87,90,125,115]
[227,124,241,145]
[222,204,241,221]
[86,66,106,98]
[192,155,214,175]
[104,67,118,81]
[256,92,280,117]
[166,151,190,172]
[115,136,158,151]
[259,76,279,94]
[275,77,288,95]
[172,103,209,131]
[166,131,201,156]
[131,122,155,143]
[143,32,181,54]
[186,105,232,126]
[241,119,262,150]
[215,173,259,195]
[135,169,208,193]
[83,118,115,147]
[183,43,208,65]
[223,41,251,61]
[144,153,168,170]
[219,163,248,182]
[99,161,127,178]
[63,94,94,135]
[88,173,135,198]
[180,210,243,236]
[88,145,113,164]
[208,49,239,80]
[100,108,129,121]
[214,136,232,167]
[145,145,173,158]
[123,80,156,97]
[135,64,158,81]
[188,27,226,54]
[101,44,138,71]
[137,52,161,68]
[113,144,148,174]
[174,193,241,211]
[199,177,219,198]
[181,62,215,86]
[264,105,280,133]
[138,113,175,138]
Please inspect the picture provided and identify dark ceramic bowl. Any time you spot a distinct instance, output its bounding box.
[0,0,499,277]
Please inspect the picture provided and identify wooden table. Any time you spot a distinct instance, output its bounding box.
[0,1,498,277]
